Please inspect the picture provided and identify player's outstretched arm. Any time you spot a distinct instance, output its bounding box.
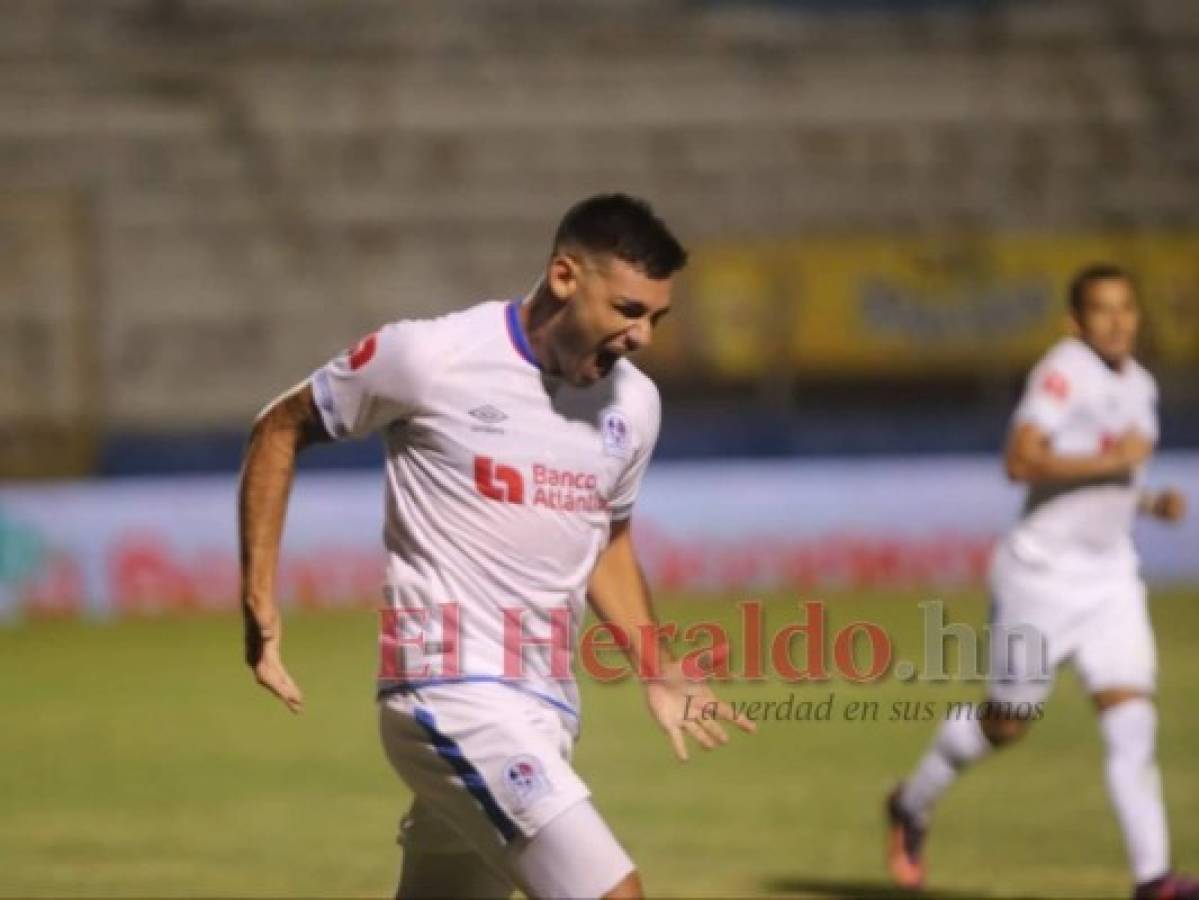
[238,381,330,713]
[1004,422,1152,484]
[586,519,756,762]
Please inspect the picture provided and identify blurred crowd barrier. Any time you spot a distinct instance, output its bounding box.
[2,453,1197,622]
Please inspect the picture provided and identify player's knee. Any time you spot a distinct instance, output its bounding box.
[1093,687,1151,713]
[602,869,643,900]
[1098,694,1157,765]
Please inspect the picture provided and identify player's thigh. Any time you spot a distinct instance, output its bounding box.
[378,684,591,879]
[395,799,514,900]
[1073,579,1156,698]
[505,798,636,900]
[986,566,1072,707]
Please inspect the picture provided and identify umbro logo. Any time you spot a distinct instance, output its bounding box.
[469,404,508,434]
[469,405,508,424]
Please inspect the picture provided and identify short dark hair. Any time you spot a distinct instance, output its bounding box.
[1068,263,1135,317]
[553,193,688,279]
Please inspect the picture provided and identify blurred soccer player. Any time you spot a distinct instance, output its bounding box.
[238,194,754,899]
[887,264,1195,899]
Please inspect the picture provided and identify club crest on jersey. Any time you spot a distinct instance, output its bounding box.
[600,408,632,460]
[502,754,552,810]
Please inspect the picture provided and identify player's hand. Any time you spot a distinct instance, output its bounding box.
[643,659,755,762]
[1149,488,1187,523]
[1110,429,1154,470]
[246,627,304,713]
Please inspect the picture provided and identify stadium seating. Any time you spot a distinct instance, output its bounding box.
[1,0,1196,463]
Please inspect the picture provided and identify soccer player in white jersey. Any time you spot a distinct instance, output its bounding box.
[238,194,754,899]
[886,264,1194,899]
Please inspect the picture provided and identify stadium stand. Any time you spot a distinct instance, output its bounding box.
[1,0,1196,473]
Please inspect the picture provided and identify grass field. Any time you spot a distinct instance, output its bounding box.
[2,589,1196,898]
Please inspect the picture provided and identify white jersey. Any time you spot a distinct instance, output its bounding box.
[1002,337,1158,578]
[310,300,660,723]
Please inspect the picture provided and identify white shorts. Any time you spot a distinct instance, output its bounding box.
[987,545,1157,706]
[378,680,634,899]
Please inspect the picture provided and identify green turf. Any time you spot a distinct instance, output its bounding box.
[1,589,1196,898]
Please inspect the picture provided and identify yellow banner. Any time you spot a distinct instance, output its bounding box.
[675,233,1199,377]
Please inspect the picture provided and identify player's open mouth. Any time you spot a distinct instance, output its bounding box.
[595,348,620,375]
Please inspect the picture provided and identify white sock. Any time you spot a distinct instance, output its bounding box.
[900,715,992,825]
[1100,699,1170,884]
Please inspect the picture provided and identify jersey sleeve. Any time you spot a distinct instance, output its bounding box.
[309,320,439,440]
[607,382,662,522]
[1012,350,1079,436]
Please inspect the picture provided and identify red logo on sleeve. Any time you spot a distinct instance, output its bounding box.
[1040,370,1070,402]
[348,333,378,371]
